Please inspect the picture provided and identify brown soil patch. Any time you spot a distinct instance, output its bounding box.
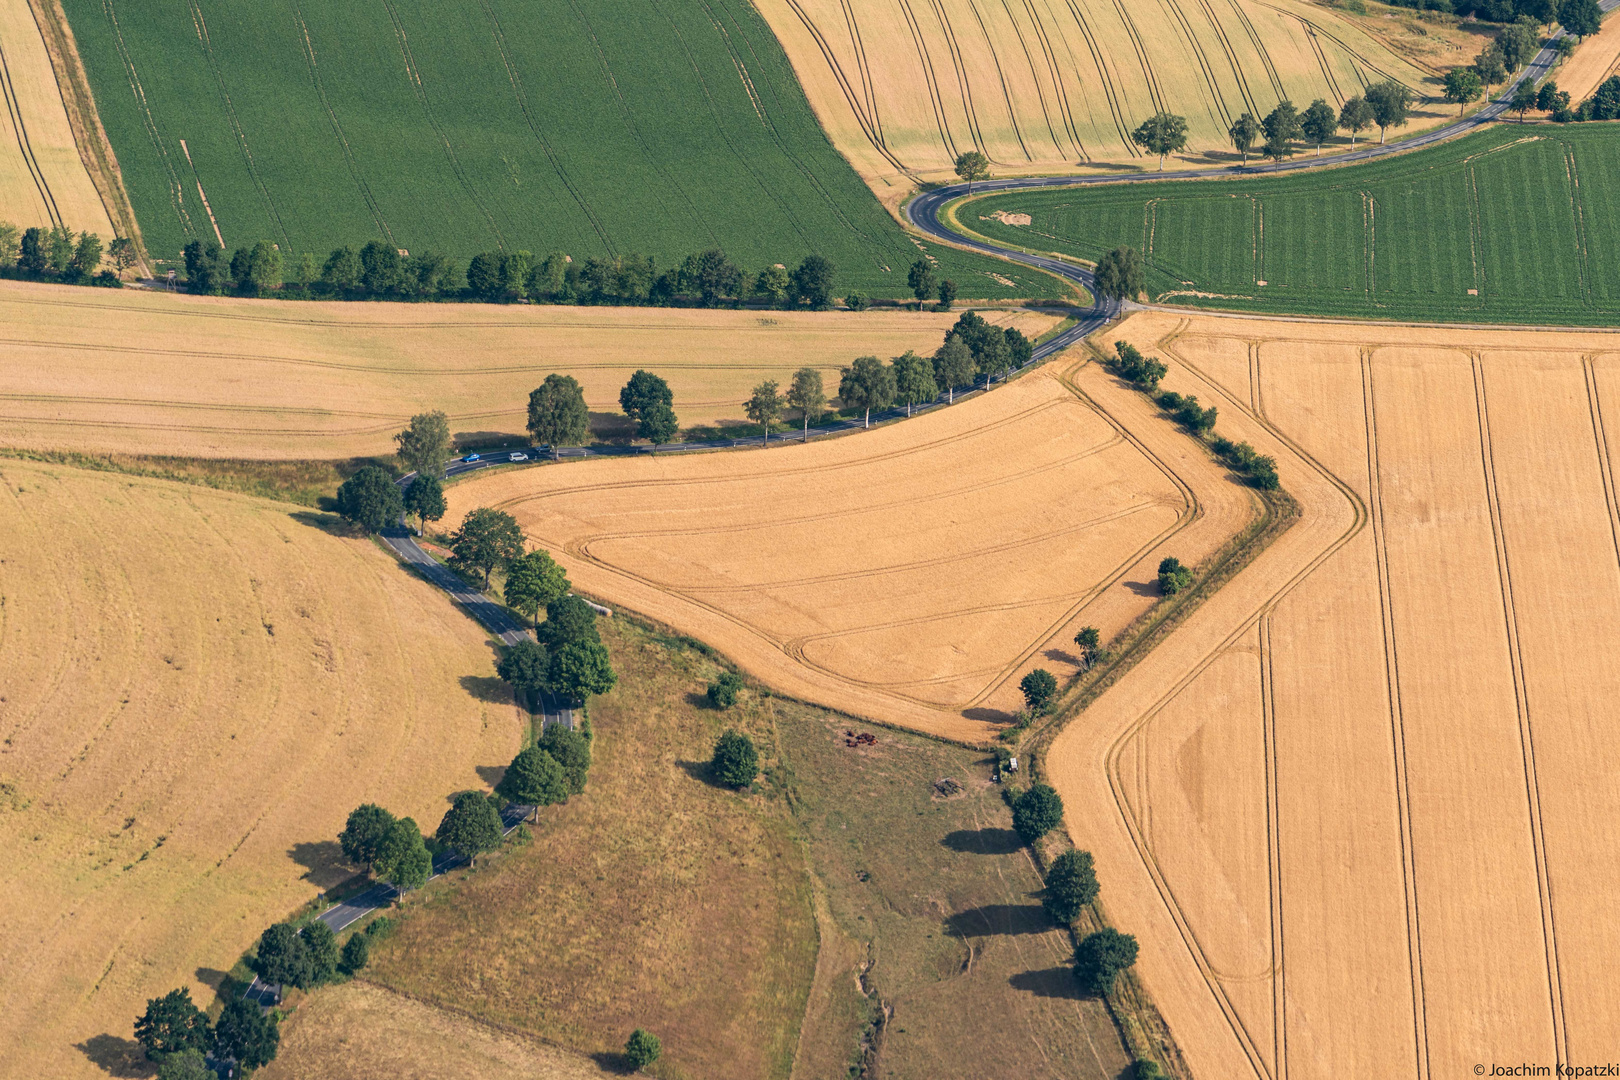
[445,356,1256,741]
[1048,310,1620,1078]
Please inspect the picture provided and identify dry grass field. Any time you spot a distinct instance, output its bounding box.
[260,982,617,1080]
[755,0,1439,193]
[0,0,112,234]
[0,280,1060,459]
[364,617,818,1080]
[0,460,524,1080]
[444,355,1257,742]
[1047,311,1620,1078]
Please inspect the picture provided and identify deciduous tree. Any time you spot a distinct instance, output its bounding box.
[374,816,432,893]
[253,923,311,989]
[840,355,897,428]
[339,803,395,868]
[359,240,401,293]
[335,466,404,534]
[340,931,370,974]
[437,790,504,864]
[1512,78,1540,119]
[303,919,340,985]
[1130,112,1188,170]
[505,550,570,628]
[394,410,453,479]
[1012,783,1064,844]
[156,1049,214,1080]
[907,258,937,309]
[1338,96,1375,147]
[789,254,836,309]
[134,988,212,1060]
[787,366,826,440]
[1444,68,1484,114]
[1158,556,1193,595]
[1093,246,1145,302]
[538,595,601,649]
[1476,43,1508,89]
[321,245,361,291]
[1365,81,1414,142]
[450,507,525,587]
[403,474,446,534]
[745,379,783,442]
[932,334,976,403]
[638,401,679,445]
[548,640,617,702]
[1261,100,1303,150]
[1075,928,1138,995]
[625,1029,662,1071]
[892,350,938,416]
[711,729,759,788]
[496,744,569,808]
[1020,668,1058,712]
[1562,0,1601,37]
[753,264,790,305]
[1228,112,1260,164]
[1301,99,1338,155]
[213,999,279,1070]
[953,149,991,191]
[1074,626,1102,667]
[1043,848,1099,923]
[540,724,593,794]
[528,374,590,449]
[496,639,550,704]
[71,231,103,277]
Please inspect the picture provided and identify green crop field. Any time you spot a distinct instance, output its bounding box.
[965,125,1620,325]
[60,0,1057,299]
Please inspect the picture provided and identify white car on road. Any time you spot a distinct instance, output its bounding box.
[508,451,528,462]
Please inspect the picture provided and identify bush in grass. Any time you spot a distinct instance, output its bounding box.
[1158,557,1194,595]
[1012,783,1064,845]
[340,930,370,974]
[711,729,759,788]
[1133,1060,1167,1080]
[707,670,745,708]
[624,1029,662,1070]
[1043,849,1099,923]
[1075,927,1139,995]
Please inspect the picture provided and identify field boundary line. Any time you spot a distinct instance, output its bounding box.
[1470,354,1569,1062]
[1257,611,1286,1079]
[97,0,194,242]
[1582,355,1620,568]
[1360,348,1431,1077]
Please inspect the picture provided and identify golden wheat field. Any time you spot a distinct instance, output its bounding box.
[446,352,1256,742]
[1558,13,1620,102]
[0,0,112,235]
[0,280,1060,459]
[755,0,1438,190]
[0,460,525,1080]
[260,983,616,1080]
[1047,311,1620,1079]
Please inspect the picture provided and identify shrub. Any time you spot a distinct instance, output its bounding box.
[1011,783,1064,844]
[1020,668,1058,712]
[340,930,370,974]
[1158,557,1193,595]
[156,1049,214,1080]
[625,1029,662,1070]
[1075,927,1139,995]
[1133,1059,1167,1080]
[303,919,340,985]
[1111,341,1167,390]
[706,670,745,708]
[539,724,593,794]
[1043,849,1099,923]
[711,729,759,788]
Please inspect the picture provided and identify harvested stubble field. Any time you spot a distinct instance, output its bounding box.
[0,0,113,234]
[363,617,818,1080]
[1558,12,1620,102]
[55,0,1052,298]
[0,460,524,1080]
[1045,310,1620,1079]
[0,279,1058,459]
[445,351,1257,742]
[967,124,1620,326]
[755,0,1436,190]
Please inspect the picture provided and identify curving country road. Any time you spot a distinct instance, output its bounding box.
[903,6,1615,334]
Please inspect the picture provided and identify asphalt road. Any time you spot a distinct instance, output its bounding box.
[903,6,1616,324]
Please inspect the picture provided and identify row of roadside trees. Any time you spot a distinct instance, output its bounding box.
[0,223,131,285]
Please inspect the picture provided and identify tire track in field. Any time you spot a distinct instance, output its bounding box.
[897,0,962,160]
[1297,18,1346,105]
[1018,0,1086,158]
[1563,142,1593,307]
[1059,0,1137,153]
[1114,330,1372,1080]
[1358,349,1432,1079]
[1159,0,1234,128]
[0,33,63,227]
[1582,356,1620,568]
[836,0,883,144]
[565,0,716,246]
[475,0,613,253]
[1193,0,1261,118]
[1470,355,1570,1064]
[923,0,991,156]
[1249,1,1424,94]
[778,0,913,175]
[1109,0,1168,116]
[182,0,291,250]
[288,2,393,245]
[100,0,195,238]
[995,0,1067,157]
[1256,612,1287,1079]
[1226,0,1285,103]
[377,0,505,250]
[960,0,1035,161]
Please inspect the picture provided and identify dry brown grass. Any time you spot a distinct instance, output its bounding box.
[260,982,616,1080]
[755,0,1439,196]
[0,0,113,234]
[364,617,818,1080]
[0,279,1059,459]
[0,460,525,1080]
[1047,311,1620,1078]
[444,354,1257,742]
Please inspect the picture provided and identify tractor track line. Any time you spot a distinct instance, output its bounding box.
[962,0,1035,161]
[1060,0,1136,153]
[1160,0,1234,129]
[1196,0,1261,118]
[1227,0,1285,103]
[897,0,962,160]
[780,0,912,174]
[924,0,991,156]
[1019,0,1085,158]
[0,32,62,227]
[837,0,883,144]
[996,0,1067,158]
[100,0,193,236]
[1109,0,1167,116]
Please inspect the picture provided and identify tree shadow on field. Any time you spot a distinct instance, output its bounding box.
[945,903,1051,939]
[1123,579,1160,597]
[589,1050,636,1075]
[75,1034,152,1077]
[288,840,356,889]
[288,509,352,537]
[476,764,507,790]
[194,967,231,992]
[961,706,1015,725]
[1044,647,1079,665]
[942,827,1023,855]
[460,674,513,705]
[588,413,637,444]
[1009,966,1085,999]
[676,758,732,790]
